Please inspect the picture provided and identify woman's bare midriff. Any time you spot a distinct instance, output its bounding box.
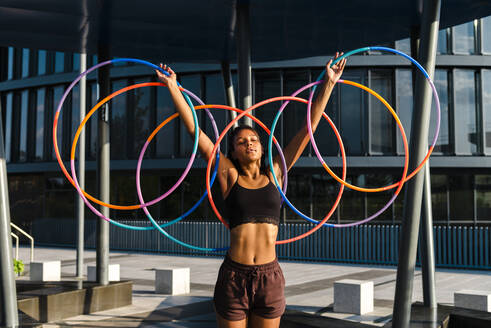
[227,222,278,265]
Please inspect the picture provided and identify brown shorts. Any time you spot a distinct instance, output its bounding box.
[213,255,286,321]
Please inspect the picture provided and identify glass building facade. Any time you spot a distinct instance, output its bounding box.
[1,17,491,229]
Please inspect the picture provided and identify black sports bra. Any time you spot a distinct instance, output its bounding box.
[224,176,282,229]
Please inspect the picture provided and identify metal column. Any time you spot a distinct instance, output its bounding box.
[411,25,437,309]
[76,53,87,280]
[97,46,110,286]
[392,0,441,326]
[0,101,18,327]
[236,0,252,126]
[420,164,437,307]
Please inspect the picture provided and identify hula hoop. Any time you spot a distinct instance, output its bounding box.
[136,103,289,251]
[53,58,200,211]
[69,82,219,231]
[206,96,347,244]
[308,46,441,192]
[268,80,408,227]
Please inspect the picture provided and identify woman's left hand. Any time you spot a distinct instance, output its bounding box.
[326,52,347,83]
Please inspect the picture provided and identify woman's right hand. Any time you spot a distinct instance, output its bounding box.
[156,63,178,89]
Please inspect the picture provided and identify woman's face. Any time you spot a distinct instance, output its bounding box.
[232,128,263,163]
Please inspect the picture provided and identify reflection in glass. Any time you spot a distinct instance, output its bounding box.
[19,90,28,162]
[179,75,201,156]
[8,175,44,225]
[38,50,46,75]
[54,52,65,73]
[452,21,475,54]
[395,38,410,54]
[283,70,310,157]
[482,16,491,54]
[132,78,152,158]
[454,70,477,154]
[35,88,46,161]
[370,70,394,154]
[395,69,413,153]
[52,86,64,160]
[5,93,13,162]
[476,175,491,220]
[430,174,448,221]
[8,47,14,80]
[110,80,127,159]
[254,71,281,154]
[430,70,450,153]
[340,69,366,155]
[437,29,448,54]
[156,84,177,157]
[482,70,491,153]
[22,49,29,78]
[449,174,473,221]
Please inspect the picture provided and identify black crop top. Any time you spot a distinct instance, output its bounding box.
[225,177,282,229]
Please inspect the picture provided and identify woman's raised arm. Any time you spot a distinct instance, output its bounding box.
[273,53,347,177]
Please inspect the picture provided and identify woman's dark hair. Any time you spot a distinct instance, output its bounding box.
[227,124,269,175]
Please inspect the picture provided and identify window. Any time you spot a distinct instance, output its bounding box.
[35,88,46,161]
[476,175,491,220]
[312,173,340,223]
[449,174,474,221]
[430,174,448,221]
[395,69,413,154]
[205,73,227,146]
[45,175,74,218]
[365,173,394,222]
[283,70,310,156]
[7,47,14,80]
[179,75,201,156]
[73,53,80,71]
[19,90,29,162]
[339,175,366,222]
[110,80,128,159]
[340,69,367,155]
[21,48,29,78]
[54,52,65,73]
[482,16,491,54]
[4,92,13,162]
[132,78,152,158]
[284,174,311,222]
[87,83,98,160]
[454,69,478,154]
[71,85,80,159]
[254,71,281,154]
[37,50,47,75]
[395,38,411,55]
[482,70,491,153]
[156,82,177,158]
[431,70,450,153]
[437,29,448,54]
[52,86,65,160]
[452,21,476,54]
[369,69,394,154]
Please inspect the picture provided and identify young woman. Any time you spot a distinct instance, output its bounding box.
[156,53,346,328]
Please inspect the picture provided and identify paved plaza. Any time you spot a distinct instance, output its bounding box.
[14,246,491,327]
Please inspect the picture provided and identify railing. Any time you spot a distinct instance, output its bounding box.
[32,219,491,270]
[10,222,34,262]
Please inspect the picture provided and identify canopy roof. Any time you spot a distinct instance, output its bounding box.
[1,0,490,62]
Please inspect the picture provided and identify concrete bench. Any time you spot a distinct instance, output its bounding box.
[87,264,120,282]
[334,279,374,314]
[30,261,61,281]
[454,290,491,312]
[155,267,190,295]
